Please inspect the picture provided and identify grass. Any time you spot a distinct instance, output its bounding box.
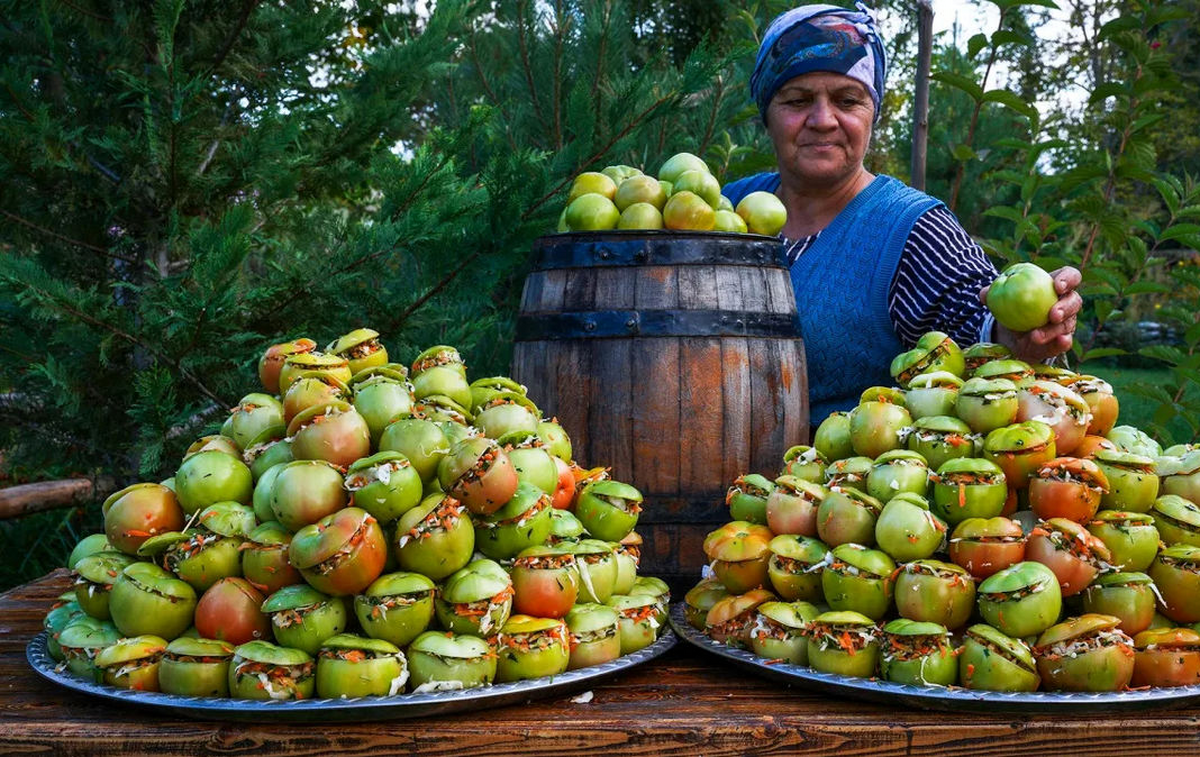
[1087,364,1199,446]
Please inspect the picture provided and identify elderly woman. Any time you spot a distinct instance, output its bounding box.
[723,4,1082,420]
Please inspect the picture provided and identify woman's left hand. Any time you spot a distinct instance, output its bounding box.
[980,266,1083,362]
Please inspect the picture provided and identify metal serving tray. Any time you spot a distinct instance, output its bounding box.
[668,603,1200,714]
[27,629,676,723]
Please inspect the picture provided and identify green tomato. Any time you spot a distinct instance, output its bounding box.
[805,611,880,678]
[576,480,643,541]
[315,634,407,698]
[228,641,315,700]
[879,619,957,686]
[494,615,571,682]
[958,624,1040,691]
[159,637,236,697]
[354,572,436,647]
[977,561,1063,638]
[407,631,497,690]
[987,262,1058,332]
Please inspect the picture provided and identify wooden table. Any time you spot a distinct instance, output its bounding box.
[4,570,1198,756]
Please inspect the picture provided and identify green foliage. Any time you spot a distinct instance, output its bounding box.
[929,0,1198,445]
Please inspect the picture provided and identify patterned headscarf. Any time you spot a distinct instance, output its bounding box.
[750,3,886,123]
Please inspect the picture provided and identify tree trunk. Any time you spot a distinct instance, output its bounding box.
[911,0,934,191]
[0,478,116,520]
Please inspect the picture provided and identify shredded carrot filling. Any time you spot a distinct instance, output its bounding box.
[619,604,659,624]
[495,625,570,653]
[513,553,577,571]
[882,633,957,662]
[164,653,231,664]
[398,498,466,546]
[573,466,611,486]
[450,585,515,617]
[363,590,431,619]
[412,351,460,374]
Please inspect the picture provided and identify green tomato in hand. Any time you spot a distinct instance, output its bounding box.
[987,263,1058,332]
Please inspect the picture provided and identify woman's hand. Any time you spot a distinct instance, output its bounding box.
[980,267,1083,362]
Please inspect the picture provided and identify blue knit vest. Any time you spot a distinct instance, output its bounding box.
[723,172,942,421]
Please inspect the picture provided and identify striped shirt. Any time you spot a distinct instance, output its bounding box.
[783,205,997,349]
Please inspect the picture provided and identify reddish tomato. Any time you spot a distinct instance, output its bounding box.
[1073,435,1117,459]
[1132,628,1200,687]
[1028,457,1108,523]
[1026,519,1110,596]
[551,457,576,510]
[194,578,270,645]
[948,517,1027,580]
[510,547,578,618]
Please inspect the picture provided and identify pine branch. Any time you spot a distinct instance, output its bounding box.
[54,0,110,23]
[208,0,260,75]
[590,1,611,136]
[386,247,486,333]
[698,75,725,157]
[17,280,230,408]
[551,0,565,150]
[1,210,136,264]
[467,24,519,153]
[515,0,548,133]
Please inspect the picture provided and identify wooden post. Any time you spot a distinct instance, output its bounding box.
[0,477,115,520]
[911,0,934,191]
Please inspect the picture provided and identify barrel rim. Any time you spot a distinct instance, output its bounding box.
[532,230,789,271]
[535,230,781,244]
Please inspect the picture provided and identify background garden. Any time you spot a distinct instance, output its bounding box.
[1,0,1197,590]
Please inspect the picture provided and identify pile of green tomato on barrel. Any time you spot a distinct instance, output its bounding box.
[556,152,788,236]
[43,331,667,700]
[686,326,1200,693]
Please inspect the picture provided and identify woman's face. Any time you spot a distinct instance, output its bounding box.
[765,72,874,190]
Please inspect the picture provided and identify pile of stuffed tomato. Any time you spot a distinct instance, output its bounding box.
[43,331,667,700]
[684,331,1200,692]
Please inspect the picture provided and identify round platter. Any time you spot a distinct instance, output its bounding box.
[27,629,676,722]
[668,603,1200,715]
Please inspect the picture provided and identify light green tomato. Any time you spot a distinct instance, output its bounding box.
[986,263,1058,332]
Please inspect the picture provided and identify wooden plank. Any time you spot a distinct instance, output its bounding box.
[738,266,769,316]
[784,338,811,445]
[554,340,592,465]
[585,338,633,481]
[538,269,568,311]
[764,266,796,315]
[631,266,681,511]
[591,267,635,310]
[676,338,725,518]
[719,337,752,492]
[633,266,677,312]
[713,266,742,312]
[630,336,681,514]
[677,265,719,310]
[747,338,783,478]
[520,270,546,313]
[563,266,597,312]
[510,340,547,413]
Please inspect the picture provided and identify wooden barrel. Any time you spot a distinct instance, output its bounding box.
[511,230,808,586]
